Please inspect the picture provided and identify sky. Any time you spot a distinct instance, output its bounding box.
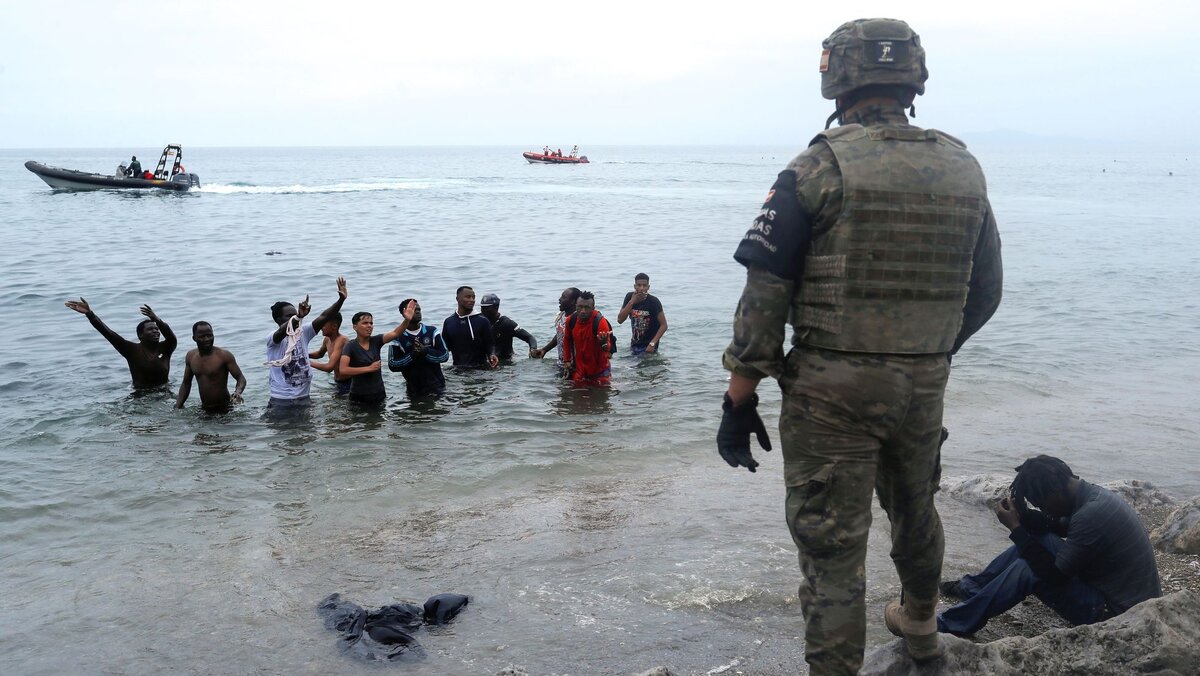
[2,0,1197,148]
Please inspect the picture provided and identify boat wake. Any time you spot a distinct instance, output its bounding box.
[199,180,431,195]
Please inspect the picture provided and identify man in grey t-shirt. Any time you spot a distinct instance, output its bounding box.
[937,455,1161,636]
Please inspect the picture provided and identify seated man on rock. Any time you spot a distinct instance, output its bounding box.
[938,455,1161,636]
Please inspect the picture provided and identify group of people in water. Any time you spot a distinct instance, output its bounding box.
[65,273,669,413]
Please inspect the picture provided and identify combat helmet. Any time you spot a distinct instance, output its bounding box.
[820,18,927,101]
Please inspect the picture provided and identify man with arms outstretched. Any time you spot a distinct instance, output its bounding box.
[265,276,348,410]
[65,299,177,388]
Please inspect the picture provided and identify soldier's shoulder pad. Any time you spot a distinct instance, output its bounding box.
[809,124,865,146]
[929,129,968,149]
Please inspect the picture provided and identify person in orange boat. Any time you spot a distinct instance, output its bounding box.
[561,291,615,387]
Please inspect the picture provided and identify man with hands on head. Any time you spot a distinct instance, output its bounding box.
[175,321,247,412]
[65,298,177,389]
[937,455,1161,637]
[265,276,348,409]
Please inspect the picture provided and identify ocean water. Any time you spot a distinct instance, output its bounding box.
[0,145,1197,674]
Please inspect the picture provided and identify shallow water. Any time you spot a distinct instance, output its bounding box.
[1,145,1197,674]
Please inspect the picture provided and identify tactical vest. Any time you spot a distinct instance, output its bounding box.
[793,124,987,354]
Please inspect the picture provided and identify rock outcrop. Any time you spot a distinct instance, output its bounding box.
[939,474,1010,508]
[1153,497,1200,555]
[1102,479,1178,512]
[860,590,1200,675]
[940,476,1177,513]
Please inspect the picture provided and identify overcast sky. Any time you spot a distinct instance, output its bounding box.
[2,1,1196,148]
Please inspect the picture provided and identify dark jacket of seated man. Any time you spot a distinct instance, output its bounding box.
[938,456,1161,636]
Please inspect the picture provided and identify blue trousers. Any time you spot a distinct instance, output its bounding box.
[937,533,1110,636]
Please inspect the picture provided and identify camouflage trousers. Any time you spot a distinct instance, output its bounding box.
[779,347,948,676]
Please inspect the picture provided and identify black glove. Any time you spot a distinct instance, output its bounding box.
[717,393,772,472]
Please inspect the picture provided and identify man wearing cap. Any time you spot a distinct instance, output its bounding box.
[479,293,538,361]
[716,18,1003,673]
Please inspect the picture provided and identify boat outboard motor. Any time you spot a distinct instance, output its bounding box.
[171,173,201,189]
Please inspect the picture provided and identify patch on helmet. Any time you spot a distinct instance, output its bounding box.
[819,49,830,72]
[869,39,909,65]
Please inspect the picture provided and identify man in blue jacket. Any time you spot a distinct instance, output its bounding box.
[442,286,498,369]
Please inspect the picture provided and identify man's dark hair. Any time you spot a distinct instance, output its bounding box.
[578,291,595,302]
[398,299,416,314]
[136,319,155,337]
[635,272,650,282]
[456,286,473,297]
[270,301,293,324]
[192,321,211,334]
[351,311,372,325]
[1011,455,1078,508]
[566,287,581,302]
[326,311,342,327]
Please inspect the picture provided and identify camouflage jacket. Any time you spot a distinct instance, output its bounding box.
[723,104,1003,381]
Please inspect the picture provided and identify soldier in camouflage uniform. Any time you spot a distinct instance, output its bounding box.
[717,18,1003,675]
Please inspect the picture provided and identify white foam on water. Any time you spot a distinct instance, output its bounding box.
[199,180,432,195]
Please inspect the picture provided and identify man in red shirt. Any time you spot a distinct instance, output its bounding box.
[561,291,614,387]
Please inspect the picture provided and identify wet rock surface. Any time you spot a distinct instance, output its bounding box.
[861,590,1200,675]
[1152,497,1200,555]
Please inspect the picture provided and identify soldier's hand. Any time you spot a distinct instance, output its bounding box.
[717,393,771,472]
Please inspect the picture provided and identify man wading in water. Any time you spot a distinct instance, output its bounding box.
[175,321,248,413]
[65,298,177,389]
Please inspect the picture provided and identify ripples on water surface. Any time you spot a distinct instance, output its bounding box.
[1,145,1197,673]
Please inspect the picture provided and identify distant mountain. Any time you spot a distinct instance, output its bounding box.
[961,129,1125,149]
[959,129,1199,153]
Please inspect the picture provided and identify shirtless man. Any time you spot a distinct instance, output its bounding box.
[175,321,247,412]
[309,312,351,395]
[65,298,177,388]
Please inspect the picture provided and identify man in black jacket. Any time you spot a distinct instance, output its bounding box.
[938,455,1161,636]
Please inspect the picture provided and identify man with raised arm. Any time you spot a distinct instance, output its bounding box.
[265,276,348,410]
[65,299,177,388]
[175,321,247,412]
[388,299,450,400]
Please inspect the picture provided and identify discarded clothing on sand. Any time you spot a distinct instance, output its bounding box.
[317,592,470,661]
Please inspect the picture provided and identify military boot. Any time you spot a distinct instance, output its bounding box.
[884,593,943,662]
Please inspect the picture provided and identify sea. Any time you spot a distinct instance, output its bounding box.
[0,145,1197,675]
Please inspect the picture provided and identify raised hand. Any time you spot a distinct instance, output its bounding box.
[336,276,348,300]
[65,297,92,315]
[297,294,311,318]
[140,304,160,322]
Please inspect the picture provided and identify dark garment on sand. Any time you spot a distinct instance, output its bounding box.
[317,592,470,661]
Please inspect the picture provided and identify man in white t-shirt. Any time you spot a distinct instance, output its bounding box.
[265,276,348,409]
